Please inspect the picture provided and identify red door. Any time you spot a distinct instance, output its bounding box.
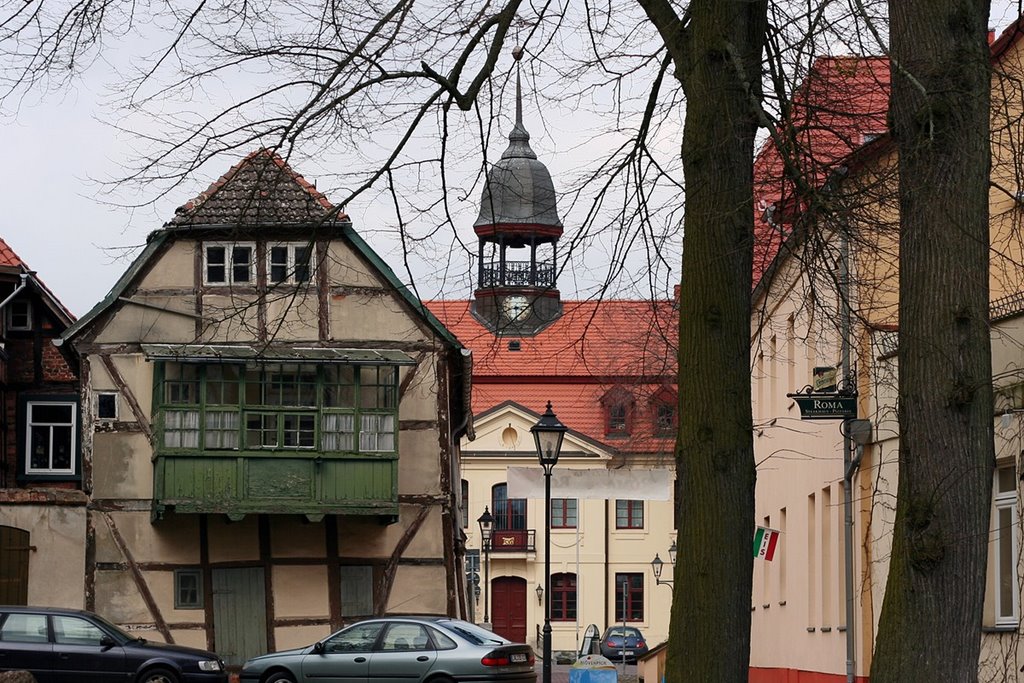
[491,576,527,643]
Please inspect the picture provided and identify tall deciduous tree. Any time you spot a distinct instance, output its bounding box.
[872,1,994,680]
[637,1,767,679]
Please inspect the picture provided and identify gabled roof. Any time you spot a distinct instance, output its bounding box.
[0,237,75,326]
[752,56,890,288]
[168,149,348,227]
[753,16,1024,292]
[428,298,677,454]
[62,153,460,350]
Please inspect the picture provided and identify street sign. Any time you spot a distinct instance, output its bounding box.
[791,394,857,420]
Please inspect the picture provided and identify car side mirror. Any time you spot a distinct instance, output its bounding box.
[100,635,116,650]
[313,642,325,655]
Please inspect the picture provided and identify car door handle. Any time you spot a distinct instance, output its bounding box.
[354,656,367,663]
[417,656,429,662]
[58,654,70,660]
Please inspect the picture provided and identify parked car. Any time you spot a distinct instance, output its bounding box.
[0,605,227,683]
[240,616,536,683]
[598,626,648,663]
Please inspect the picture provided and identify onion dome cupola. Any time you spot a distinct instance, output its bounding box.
[473,49,563,336]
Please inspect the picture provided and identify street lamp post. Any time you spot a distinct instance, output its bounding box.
[478,506,495,627]
[651,540,677,591]
[531,402,567,683]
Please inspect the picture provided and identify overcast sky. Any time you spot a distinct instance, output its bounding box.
[1,6,1020,318]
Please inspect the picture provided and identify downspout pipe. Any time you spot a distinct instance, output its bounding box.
[0,272,31,313]
[839,224,855,683]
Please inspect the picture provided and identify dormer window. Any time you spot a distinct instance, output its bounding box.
[608,404,628,434]
[204,243,254,285]
[655,403,675,435]
[601,387,634,437]
[650,386,678,437]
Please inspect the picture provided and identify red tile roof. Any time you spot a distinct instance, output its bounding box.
[0,237,75,322]
[0,237,25,268]
[168,149,348,227]
[428,299,678,454]
[753,56,890,287]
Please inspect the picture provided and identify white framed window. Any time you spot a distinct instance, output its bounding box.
[268,243,315,284]
[95,392,119,421]
[26,401,76,475]
[6,300,31,331]
[994,464,1019,626]
[203,242,255,285]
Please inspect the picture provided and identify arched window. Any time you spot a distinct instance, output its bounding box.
[551,573,577,621]
[492,483,527,530]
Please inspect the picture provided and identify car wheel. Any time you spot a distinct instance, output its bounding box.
[266,672,298,683]
[138,667,179,683]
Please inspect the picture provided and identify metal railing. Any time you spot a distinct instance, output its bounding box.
[480,261,555,288]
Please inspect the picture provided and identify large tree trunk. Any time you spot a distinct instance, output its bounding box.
[662,1,766,680]
[872,2,993,681]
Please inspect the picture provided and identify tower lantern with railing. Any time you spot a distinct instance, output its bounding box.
[472,49,563,335]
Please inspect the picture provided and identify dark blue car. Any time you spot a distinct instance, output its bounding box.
[0,606,227,683]
[598,626,648,663]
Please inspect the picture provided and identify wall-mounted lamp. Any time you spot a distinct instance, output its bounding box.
[535,583,544,605]
[651,539,677,591]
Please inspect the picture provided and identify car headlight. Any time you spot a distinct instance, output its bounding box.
[198,660,223,672]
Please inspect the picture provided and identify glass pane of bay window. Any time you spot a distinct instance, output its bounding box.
[164,410,200,448]
[204,411,239,449]
[322,413,355,451]
[360,414,395,452]
[247,413,279,448]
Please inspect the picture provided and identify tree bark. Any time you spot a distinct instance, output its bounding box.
[658,1,766,680]
[872,2,994,680]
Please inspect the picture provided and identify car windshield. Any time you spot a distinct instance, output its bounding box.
[607,628,640,638]
[437,619,507,645]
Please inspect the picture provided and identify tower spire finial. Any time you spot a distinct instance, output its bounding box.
[504,46,534,159]
[513,45,524,129]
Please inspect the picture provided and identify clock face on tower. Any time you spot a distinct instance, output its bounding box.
[501,295,530,321]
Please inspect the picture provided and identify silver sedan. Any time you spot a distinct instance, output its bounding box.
[239,616,537,683]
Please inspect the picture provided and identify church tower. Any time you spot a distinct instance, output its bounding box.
[472,51,563,335]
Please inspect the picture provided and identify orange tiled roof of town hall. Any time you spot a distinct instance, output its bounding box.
[428,298,677,379]
[428,298,678,453]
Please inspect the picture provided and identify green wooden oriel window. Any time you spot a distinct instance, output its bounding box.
[155,361,398,454]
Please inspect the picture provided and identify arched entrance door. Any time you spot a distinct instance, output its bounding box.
[0,526,30,604]
[491,576,527,644]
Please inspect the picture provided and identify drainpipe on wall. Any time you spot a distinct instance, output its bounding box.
[840,221,855,683]
[604,499,610,630]
[0,272,31,315]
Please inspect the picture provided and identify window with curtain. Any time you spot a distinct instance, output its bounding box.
[157,361,399,454]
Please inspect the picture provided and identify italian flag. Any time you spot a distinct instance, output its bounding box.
[753,526,780,561]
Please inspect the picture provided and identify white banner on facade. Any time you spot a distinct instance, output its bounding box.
[506,467,672,500]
